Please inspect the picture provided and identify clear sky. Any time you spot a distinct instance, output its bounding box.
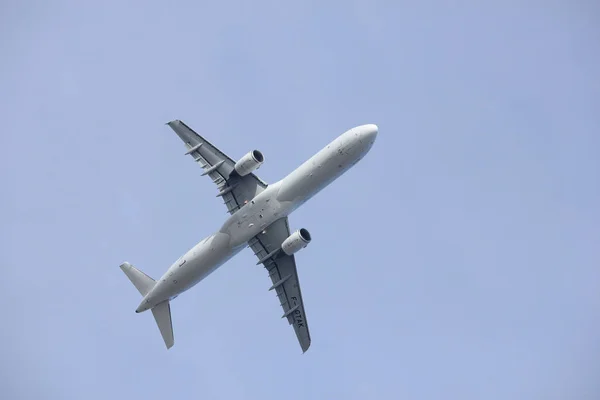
[2,1,599,399]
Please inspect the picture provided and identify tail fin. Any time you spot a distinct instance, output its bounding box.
[120,262,155,296]
[151,301,174,349]
[120,262,174,349]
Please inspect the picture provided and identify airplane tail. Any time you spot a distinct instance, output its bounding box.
[119,262,174,349]
[120,262,155,296]
[150,301,174,349]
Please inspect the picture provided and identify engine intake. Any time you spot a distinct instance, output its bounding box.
[281,228,312,256]
[234,150,264,176]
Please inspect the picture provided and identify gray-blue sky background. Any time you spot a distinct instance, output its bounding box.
[2,1,599,399]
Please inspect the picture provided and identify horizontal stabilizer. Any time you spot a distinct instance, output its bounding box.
[120,262,155,296]
[152,301,174,349]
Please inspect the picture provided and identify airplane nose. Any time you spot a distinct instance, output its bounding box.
[358,124,378,141]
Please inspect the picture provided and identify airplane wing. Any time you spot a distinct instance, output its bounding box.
[249,217,311,353]
[167,120,268,214]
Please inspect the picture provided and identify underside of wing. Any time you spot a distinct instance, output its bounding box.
[248,217,311,353]
[167,120,268,214]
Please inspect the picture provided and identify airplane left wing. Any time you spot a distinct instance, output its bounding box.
[167,120,268,214]
[249,217,311,353]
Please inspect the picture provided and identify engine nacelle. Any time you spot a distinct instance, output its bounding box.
[234,150,264,176]
[281,228,312,256]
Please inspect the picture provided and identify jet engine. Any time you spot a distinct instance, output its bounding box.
[281,228,312,256]
[234,150,264,176]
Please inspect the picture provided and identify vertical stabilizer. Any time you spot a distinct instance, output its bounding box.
[120,262,175,349]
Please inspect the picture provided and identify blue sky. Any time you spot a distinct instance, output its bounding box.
[2,1,599,399]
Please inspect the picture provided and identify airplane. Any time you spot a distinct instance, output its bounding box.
[120,120,378,353]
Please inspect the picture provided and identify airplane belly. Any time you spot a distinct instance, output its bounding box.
[152,232,239,302]
[220,183,287,248]
[178,232,238,288]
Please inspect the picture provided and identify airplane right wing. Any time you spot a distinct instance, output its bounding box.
[167,120,268,214]
[248,217,311,353]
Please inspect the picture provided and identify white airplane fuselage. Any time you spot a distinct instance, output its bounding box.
[135,124,378,313]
